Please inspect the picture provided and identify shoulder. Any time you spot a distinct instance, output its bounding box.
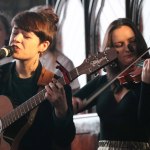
[0,62,14,82]
[0,62,12,69]
[74,74,107,98]
[83,74,107,92]
[87,74,107,86]
[0,62,13,74]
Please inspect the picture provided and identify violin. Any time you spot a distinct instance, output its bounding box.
[117,60,144,85]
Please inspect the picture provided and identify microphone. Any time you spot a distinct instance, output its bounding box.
[0,46,14,59]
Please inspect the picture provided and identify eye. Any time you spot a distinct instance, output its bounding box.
[129,36,136,43]
[129,39,136,44]
[23,33,31,39]
[24,35,30,39]
[113,42,123,48]
[12,31,18,36]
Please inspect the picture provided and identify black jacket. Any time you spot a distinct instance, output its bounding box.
[0,62,75,150]
[74,75,150,142]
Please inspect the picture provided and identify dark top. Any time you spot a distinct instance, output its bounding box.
[0,62,75,150]
[74,75,150,142]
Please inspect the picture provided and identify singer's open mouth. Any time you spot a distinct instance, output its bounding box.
[13,45,20,51]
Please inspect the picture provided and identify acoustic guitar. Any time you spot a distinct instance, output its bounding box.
[0,48,117,150]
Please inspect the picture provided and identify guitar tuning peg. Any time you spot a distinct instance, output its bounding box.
[96,52,99,55]
[105,47,111,53]
[110,61,118,68]
[105,47,110,50]
[86,57,90,62]
[93,54,96,58]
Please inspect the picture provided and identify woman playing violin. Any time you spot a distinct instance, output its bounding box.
[73,18,150,149]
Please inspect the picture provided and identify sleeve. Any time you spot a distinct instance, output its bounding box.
[51,84,76,147]
[73,75,107,111]
[138,82,150,124]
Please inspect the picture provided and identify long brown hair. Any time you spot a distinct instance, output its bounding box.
[102,18,149,80]
[102,18,148,57]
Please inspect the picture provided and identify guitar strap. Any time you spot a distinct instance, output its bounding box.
[10,67,54,150]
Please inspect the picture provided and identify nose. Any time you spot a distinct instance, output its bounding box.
[124,42,130,52]
[13,33,23,43]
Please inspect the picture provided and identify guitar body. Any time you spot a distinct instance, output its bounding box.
[0,95,13,150]
[0,136,11,150]
[0,95,13,117]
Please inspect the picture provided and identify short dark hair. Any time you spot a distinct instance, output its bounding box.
[11,10,58,44]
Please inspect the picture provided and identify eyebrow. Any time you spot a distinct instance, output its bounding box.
[114,36,135,43]
[129,37,135,40]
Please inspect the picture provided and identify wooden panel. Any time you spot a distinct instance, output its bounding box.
[71,133,98,150]
[71,113,100,150]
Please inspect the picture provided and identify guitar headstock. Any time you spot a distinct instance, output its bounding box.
[77,47,117,75]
